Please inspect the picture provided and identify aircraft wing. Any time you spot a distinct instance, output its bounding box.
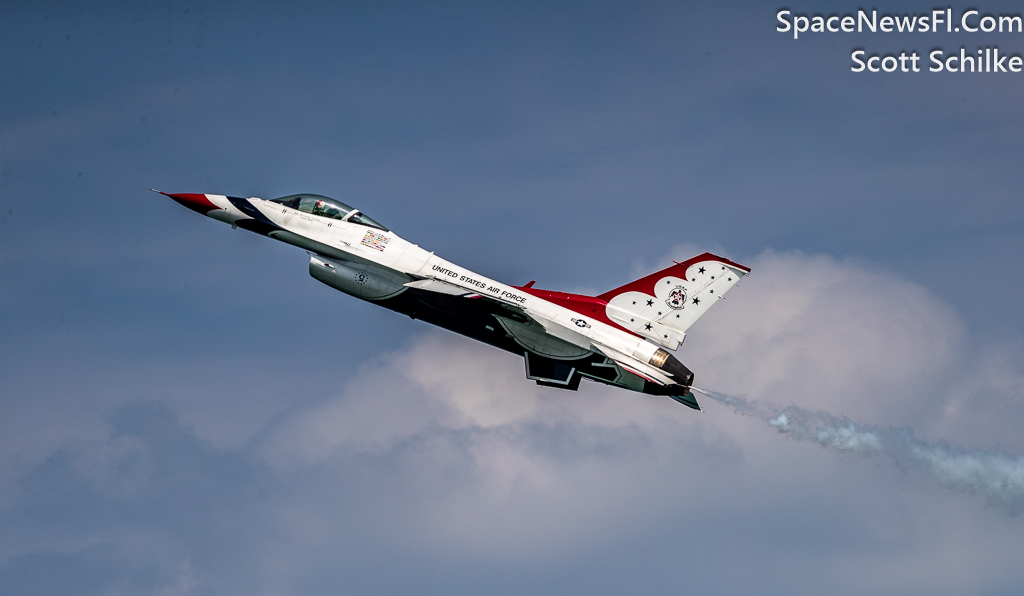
[406,276,596,359]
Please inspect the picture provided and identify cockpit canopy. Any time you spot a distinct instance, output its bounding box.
[269,194,388,231]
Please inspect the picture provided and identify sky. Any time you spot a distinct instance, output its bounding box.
[2,1,1024,594]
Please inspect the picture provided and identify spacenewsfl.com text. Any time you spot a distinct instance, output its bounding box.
[777,8,1024,72]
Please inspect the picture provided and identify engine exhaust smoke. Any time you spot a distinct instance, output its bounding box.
[693,388,1024,516]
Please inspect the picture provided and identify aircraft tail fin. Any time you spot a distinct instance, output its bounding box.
[597,253,750,349]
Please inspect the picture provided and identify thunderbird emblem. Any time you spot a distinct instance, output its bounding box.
[666,286,687,310]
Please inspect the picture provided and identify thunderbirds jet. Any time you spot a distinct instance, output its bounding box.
[156,191,749,410]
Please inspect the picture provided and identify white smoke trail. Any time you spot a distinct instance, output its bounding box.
[694,388,1024,515]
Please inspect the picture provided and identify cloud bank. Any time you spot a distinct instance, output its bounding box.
[3,250,1024,595]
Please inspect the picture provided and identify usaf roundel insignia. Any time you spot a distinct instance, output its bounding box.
[665,286,687,310]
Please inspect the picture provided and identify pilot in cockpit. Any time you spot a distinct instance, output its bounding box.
[270,193,389,231]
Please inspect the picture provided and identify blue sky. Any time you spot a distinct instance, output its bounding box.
[2,1,1024,594]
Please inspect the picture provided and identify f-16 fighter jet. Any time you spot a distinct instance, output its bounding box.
[156,190,749,410]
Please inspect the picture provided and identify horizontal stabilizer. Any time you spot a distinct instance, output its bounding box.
[524,352,580,390]
[668,392,701,410]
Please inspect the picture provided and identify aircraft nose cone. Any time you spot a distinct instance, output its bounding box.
[152,190,220,215]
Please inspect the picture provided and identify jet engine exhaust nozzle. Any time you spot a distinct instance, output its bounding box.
[649,348,694,389]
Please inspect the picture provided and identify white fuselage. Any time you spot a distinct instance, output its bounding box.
[204,194,671,384]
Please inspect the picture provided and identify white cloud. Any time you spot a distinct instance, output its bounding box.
[8,250,1024,593]
[256,333,736,560]
[679,250,964,426]
[253,250,1024,565]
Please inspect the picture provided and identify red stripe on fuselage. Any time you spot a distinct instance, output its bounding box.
[512,286,642,339]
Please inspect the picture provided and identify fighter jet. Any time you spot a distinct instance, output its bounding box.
[156,190,749,410]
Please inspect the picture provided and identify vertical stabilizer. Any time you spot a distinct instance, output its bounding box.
[597,253,750,349]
